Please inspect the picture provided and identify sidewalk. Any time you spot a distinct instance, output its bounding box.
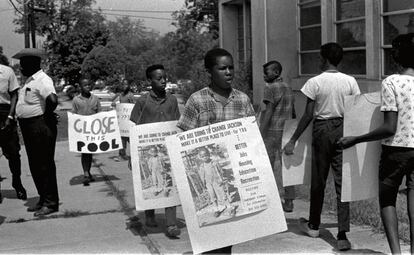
[0,141,409,254]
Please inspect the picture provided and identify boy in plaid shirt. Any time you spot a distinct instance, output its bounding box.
[259,60,296,212]
[177,48,254,254]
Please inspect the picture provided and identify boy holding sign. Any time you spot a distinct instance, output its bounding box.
[177,48,255,254]
[130,64,181,238]
[72,78,101,186]
[283,43,360,251]
[338,34,414,254]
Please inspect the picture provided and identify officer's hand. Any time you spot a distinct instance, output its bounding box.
[337,136,358,149]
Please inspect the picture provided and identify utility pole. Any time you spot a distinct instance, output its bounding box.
[23,1,30,48]
[30,0,36,48]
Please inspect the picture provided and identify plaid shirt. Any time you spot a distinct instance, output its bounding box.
[262,78,295,131]
[177,87,255,131]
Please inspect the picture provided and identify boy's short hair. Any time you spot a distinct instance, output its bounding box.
[392,33,414,69]
[146,64,164,79]
[320,42,343,66]
[204,48,233,70]
[198,147,210,156]
[263,60,283,74]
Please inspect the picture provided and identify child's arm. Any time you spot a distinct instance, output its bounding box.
[259,101,275,136]
[96,98,102,113]
[337,111,397,149]
[283,97,315,155]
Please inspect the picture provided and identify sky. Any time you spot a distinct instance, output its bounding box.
[0,0,185,61]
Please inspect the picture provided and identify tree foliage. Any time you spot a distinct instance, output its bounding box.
[13,0,110,84]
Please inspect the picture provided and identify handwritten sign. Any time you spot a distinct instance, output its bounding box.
[281,119,312,186]
[166,116,287,254]
[115,103,135,137]
[130,121,181,210]
[342,92,382,202]
[68,111,122,153]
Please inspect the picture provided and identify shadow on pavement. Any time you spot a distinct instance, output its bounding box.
[0,215,5,225]
[0,189,19,199]
[69,174,120,186]
[142,213,186,236]
[23,196,40,210]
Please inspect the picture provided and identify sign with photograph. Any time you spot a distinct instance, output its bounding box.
[130,121,181,210]
[342,92,382,202]
[68,111,122,153]
[115,103,135,137]
[281,119,312,186]
[166,116,287,254]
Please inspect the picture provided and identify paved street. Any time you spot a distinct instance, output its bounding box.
[0,138,410,254]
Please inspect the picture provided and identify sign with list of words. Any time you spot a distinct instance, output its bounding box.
[166,116,287,254]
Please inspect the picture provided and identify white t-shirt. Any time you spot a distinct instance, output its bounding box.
[0,64,19,105]
[301,71,361,119]
[16,70,56,118]
[381,74,414,148]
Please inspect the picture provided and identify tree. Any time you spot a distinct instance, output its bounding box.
[13,0,110,84]
[81,40,128,89]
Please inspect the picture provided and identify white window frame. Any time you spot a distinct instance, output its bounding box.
[297,0,322,76]
[380,3,414,77]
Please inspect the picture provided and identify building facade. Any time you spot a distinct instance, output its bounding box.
[219,0,414,106]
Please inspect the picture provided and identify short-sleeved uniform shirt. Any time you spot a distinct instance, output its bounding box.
[16,70,56,119]
[130,90,180,125]
[72,94,101,116]
[263,79,295,131]
[177,87,255,131]
[0,64,19,105]
[381,74,414,148]
[301,71,360,119]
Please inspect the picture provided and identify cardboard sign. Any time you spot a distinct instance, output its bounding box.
[342,92,382,202]
[166,116,287,254]
[68,111,122,153]
[115,103,135,137]
[281,119,312,186]
[130,121,181,210]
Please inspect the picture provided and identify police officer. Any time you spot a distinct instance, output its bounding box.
[13,48,59,216]
[0,54,27,202]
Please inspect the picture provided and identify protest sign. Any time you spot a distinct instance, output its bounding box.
[130,121,181,210]
[342,92,382,202]
[115,103,135,137]
[281,119,312,186]
[68,111,122,153]
[166,116,287,254]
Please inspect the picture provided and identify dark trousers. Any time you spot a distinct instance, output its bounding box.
[310,118,350,232]
[145,206,177,226]
[19,115,59,209]
[264,130,295,200]
[119,137,129,157]
[0,107,23,190]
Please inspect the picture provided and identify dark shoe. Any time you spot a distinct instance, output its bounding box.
[166,225,181,238]
[282,199,294,213]
[337,239,352,251]
[83,176,90,186]
[0,192,2,204]
[145,217,158,227]
[27,204,43,212]
[16,188,27,200]
[34,206,58,217]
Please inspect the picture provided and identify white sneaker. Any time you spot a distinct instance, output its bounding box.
[298,218,319,238]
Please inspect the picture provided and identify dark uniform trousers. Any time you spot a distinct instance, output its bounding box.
[309,118,350,232]
[18,114,59,209]
[0,105,23,190]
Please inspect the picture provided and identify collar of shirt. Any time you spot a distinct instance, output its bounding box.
[206,86,236,105]
[269,77,283,85]
[25,70,43,84]
[149,90,167,104]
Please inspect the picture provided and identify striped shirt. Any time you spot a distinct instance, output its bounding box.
[177,87,255,131]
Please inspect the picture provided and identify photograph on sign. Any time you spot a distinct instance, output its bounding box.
[130,121,181,210]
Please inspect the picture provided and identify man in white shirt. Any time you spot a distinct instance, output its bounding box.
[0,56,26,202]
[13,48,59,216]
[284,43,360,251]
